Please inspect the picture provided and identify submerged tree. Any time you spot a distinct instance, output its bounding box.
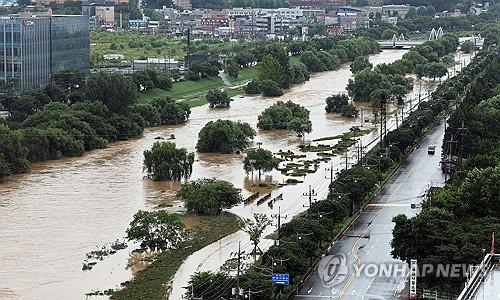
[143,142,195,181]
[126,210,184,251]
[206,89,232,108]
[325,94,349,113]
[350,56,373,74]
[341,103,359,118]
[196,120,256,153]
[177,178,242,215]
[243,148,280,178]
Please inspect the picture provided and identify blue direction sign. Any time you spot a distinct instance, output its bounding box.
[272,273,290,285]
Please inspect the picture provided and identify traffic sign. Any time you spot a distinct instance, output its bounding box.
[411,203,416,209]
[272,273,289,285]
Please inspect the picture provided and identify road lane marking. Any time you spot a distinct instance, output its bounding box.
[337,129,445,299]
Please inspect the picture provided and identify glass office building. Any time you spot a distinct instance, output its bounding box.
[0,15,89,92]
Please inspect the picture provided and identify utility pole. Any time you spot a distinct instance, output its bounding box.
[325,161,334,185]
[342,150,351,171]
[356,139,364,166]
[442,136,457,183]
[272,207,287,248]
[380,97,387,147]
[456,121,468,168]
[302,185,318,207]
[244,288,262,300]
[418,79,422,103]
[230,242,245,299]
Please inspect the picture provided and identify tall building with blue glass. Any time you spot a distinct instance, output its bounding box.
[0,15,89,92]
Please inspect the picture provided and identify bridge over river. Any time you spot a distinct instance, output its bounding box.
[377,27,444,49]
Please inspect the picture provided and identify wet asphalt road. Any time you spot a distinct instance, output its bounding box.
[295,119,447,300]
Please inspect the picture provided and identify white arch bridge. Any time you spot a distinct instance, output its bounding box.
[377,27,444,49]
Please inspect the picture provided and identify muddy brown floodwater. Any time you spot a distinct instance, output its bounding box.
[0,49,446,300]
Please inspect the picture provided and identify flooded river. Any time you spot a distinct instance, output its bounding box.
[0,49,451,300]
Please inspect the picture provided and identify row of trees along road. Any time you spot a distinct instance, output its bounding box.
[391,47,500,294]
[185,37,493,300]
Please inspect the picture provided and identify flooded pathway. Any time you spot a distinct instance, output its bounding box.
[0,49,459,300]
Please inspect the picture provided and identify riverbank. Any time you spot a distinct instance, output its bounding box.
[109,213,242,299]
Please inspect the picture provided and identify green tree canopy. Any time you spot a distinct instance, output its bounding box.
[341,103,360,118]
[259,43,291,89]
[460,40,474,53]
[177,178,242,215]
[257,101,310,131]
[187,271,234,299]
[426,62,448,80]
[347,69,385,102]
[259,80,284,97]
[151,97,191,125]
[225,60,240,78]
[52,70,86,90]
[206,89,232,108]
[0,124,29,178]
[288,117,312,136]
[381,28,398,40]
[143,142,195,181]
[325,94,349,113]
[243,213,272,254]
[86,72,137,113]
[245,80,261,94]
[350,56,373,74]
[196,120,256,153]
[126,210,184,251]
[243,148,280,177]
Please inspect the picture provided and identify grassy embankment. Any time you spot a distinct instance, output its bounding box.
[137,66,259,108]
[110,213,242,300]
[137,56,302,108]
